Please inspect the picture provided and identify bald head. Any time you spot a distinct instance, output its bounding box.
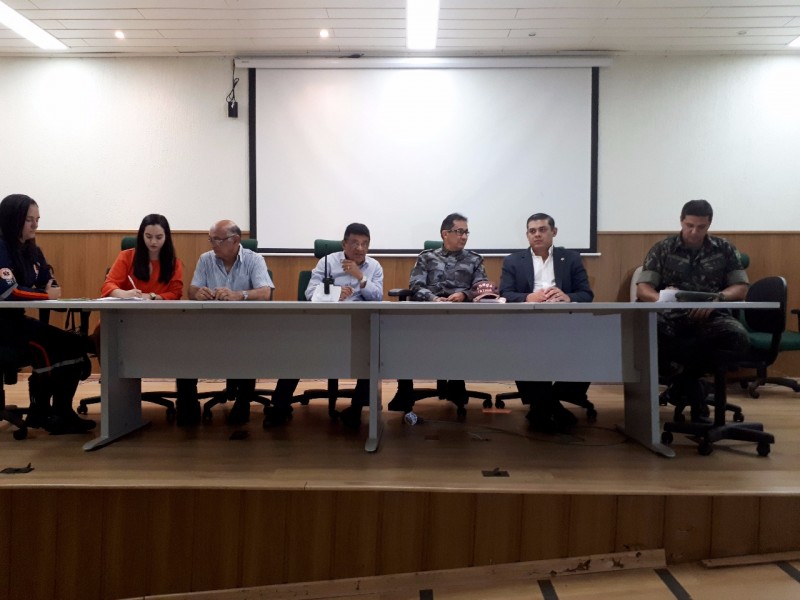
[211,220,241,238]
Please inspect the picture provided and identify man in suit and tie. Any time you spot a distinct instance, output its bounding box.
[499,213,594,433]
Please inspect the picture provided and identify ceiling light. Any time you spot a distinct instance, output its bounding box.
[319,29,329,38]
[790,35,800,48]
[115,30,125,40]
[407,0,439,50]
[0,1,67,50]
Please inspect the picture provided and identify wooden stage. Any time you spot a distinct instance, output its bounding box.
[1,377,800,600]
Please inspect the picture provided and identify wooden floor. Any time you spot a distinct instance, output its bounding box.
[3,376,800,600]
[135,557,800,600]
[1,375,799,495]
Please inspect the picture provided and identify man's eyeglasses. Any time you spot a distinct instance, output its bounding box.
[208,235,234,246]
[446,228,470,236]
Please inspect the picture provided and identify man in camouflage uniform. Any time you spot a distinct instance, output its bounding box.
[389,212,488,412]
[636,199,749,421]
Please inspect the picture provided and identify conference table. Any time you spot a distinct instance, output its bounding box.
[3,300,775,457]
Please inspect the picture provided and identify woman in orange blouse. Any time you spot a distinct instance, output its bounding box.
[101,214,183,300]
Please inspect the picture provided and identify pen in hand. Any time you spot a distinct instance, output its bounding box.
[127,275,142,298]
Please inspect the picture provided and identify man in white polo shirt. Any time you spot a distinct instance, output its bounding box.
[176,219,274,426]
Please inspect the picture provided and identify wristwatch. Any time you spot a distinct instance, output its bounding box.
[241,290,249,301]
[149,292,157,300]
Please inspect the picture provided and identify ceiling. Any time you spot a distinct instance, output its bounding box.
[2,1,800,58]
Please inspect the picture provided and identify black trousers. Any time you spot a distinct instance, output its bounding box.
[514,380,590,409]
[271,378,369,409]
[2,315,88,413]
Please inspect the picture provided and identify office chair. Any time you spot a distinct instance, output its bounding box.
[387,240,493,418]
[200,238,277,422]
[0,345,32,440]
[737,279,800,398]
[280,238,358,420]
[660,276,781,456]
[628,264,745,424]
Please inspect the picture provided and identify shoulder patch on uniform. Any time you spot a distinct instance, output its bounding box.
[1,267,16,285]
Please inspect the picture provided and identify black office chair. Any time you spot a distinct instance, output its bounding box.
[0,345,32,440]
[280,238,358,420]
[387,240,493,418]
[660,276,781,456]
[201,238,277,422]
[629,263,744,424]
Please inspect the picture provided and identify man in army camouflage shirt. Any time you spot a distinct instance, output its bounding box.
[636,199,749,421]
[390,212,489,412]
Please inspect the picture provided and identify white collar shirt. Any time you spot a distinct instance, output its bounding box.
[530,246,555,292]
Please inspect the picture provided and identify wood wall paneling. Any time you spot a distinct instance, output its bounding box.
[758,496,800,554]
[0,490,10,600]
[519,494,571,561]
[710,496,761,559]
[377,491,427,575]
[0,489,799,600]
[663,495,713,563]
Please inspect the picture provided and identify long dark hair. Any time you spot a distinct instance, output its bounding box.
[0,193,39,284]
[133,214,176,284]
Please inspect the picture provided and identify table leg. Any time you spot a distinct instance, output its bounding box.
[618,310,675,458]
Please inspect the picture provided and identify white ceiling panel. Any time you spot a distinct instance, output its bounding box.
[0,2,798,57]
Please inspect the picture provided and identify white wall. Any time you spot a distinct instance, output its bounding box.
[0,56,249,231]
[1,54,798,234]
[599,54,800,232]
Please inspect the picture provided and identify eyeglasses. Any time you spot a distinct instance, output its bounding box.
[208,235,234,246]
[345,240,369,250]
[446,228,470,236]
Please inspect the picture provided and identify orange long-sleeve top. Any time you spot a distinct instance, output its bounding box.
[100,248,184,300]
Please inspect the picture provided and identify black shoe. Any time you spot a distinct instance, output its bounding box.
[525,408,560,434]
[263,405,292,428]
[387,393,413,413]
[176,399,201,426]
[552,402,578,432]
[338,405,362,431]
[26,407,51,429]
[45,411,96,435]
[227,398,250,426]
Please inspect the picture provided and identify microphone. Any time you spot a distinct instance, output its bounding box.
[404,412,424,426]
[323,254,334,295]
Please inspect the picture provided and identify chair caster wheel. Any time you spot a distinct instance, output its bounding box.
[456,406,467,418]
[13,427,27,441]
[495,398,505,409]
[757,442,771,457]
[733,411,745,423]
[300,397,310,406]
[586,408,598,423]
[482,399,493,409]
[698,441,713,456]
[77,405,88,415]
[661,431,673,445]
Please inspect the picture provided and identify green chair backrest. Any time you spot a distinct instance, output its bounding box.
[121,236,136,250]
[298,271,312,301]
[314,239,341,259]
[241,238,258,251]
[297,239,342,300]
[424,240,443,250]
[739,252,750,269]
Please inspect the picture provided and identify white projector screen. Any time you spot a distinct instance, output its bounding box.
[250,60,598,254]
